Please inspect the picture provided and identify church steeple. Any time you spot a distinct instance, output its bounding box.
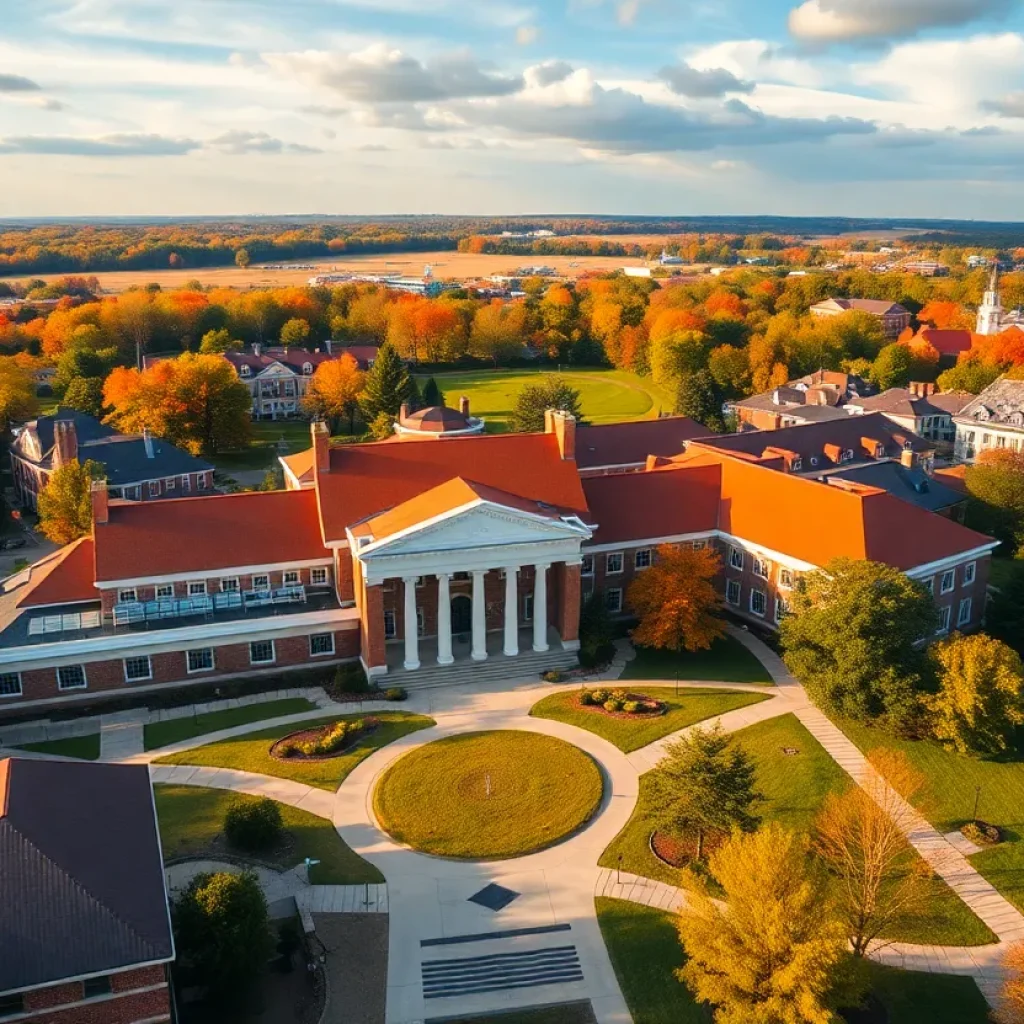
[977,264,1003,336]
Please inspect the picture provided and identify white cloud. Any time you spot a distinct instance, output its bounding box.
[687,40,827,89]
[207,130,322,154]
[658,62,754,97]
[984,90,1024,116]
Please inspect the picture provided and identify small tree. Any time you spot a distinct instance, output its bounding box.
[62,377,104,418]
[678,823,848,1024]
[509,375,582,433]
[966,450,1024,558]
[0,356,38,430]
[37,458,104,546]
[627,544,725,653]
[224,797,283,852]
[870,342,916,390]
[359,341,413,422]
[815,749,931,957]
[234,247,251,268]
[279,318,311,347]
[988,568,1024,655]
[578,589,616,668]
[996,940,1024,1024]
[421,376,444,407]
[302,354,366,433]
[674,370,723,431]
[369,411,395,440]
[172,870,271,1003]
[199,328,242,354]
[649,724,761,861]
[927,632,1024,755]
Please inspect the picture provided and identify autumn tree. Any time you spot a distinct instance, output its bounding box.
[359,341,413,422]
[627,544,725,653]
[814,749,931,957]
[37,458,104,546]
[234,248,251,268]
[199,328,242,354]
[780,558,938,733]
[927,632,1024,755]
[302,353,366,433]
[509,375,582,433]
[870,343,917,390]
[0,356,39,430]
[965,449,1024,557]
[279,317,310,347]
[649,724,761,861]
[369,411,395,440]
[677,823,848,1024]
[62,377,105,418]
[469,300,528,364]
[707,343,752,397]
[996,941,1024,1024]
[937,359,1002,395]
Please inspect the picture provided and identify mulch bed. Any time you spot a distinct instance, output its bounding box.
[577,693,666,720]
[962,819,1002,845]
[650,829,724,868]
[269,719,378,763]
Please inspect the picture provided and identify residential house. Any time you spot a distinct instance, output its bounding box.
[10,409,213,509]
[0,757,174,1023]
[733,370,874,431]
[848,385,974,444]
[809,298,912,339]
[954,377,1024,461]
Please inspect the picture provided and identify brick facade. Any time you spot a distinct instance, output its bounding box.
[10,966,169,1024]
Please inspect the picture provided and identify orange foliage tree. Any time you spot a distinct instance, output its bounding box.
[302,354,366,433]
[918,300,974,331]
[627,544,726,652]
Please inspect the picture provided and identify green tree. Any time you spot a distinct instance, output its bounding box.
[927,632,1024,755]
[780,558,938,733]
[987,567,1024,655]
[677,823,849,1024]
[37,458,104,546]
[234,247,251,269]
[0,357,39,430]
[578,589,616,668]
[421,376,445,407]
[359,341,413,421]
[199,328,242,354]
[509,375,582,433]
[674,370,723,431]
[937,360,1002,395]
[369,410,395,440]
[871,343,916,390]
[279,317,310,347]
[966,450,1024,557]
[707,343,752,397]
[172,871,271,1004]
[62,377,105,418]
[53,343,120,398]
[648,724,760,861]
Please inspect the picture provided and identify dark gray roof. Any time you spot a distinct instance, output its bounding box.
[0,759,173,994]
[820,461,966,513]
[955,378,1024,429]
[33,409,115,451]
[78,435,212,485]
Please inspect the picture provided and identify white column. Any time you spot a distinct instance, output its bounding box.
[503,566,520,657]
[533,563,549,653]
[471,569,487,661]
[402,576,420,671]
[436,573,453,666]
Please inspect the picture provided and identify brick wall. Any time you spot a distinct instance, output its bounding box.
[16,966,169,1024]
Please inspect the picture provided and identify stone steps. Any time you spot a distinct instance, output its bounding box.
[388,649,578,691]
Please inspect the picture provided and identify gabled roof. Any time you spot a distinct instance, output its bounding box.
[315,433,588,544]
[854,388,973,420]
[574,416,709,469]
[280,448,315,489]
[15,538,96,609]
[78,435,212,484]
[0,758,173,994]
[812,297,908,316]
[818,461,966,513]
[19,409,115,453]
[955,377,1024,429]
[224,347,335,375]
[911,327,974,357]
[92,489,326,583]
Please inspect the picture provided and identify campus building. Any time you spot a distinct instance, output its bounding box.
[0,415,997,712]
[953,377,1024,462]
[809,297,912,339]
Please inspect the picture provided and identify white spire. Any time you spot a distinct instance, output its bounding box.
[977,264,1003,336]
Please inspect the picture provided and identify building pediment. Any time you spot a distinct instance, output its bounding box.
[257,362,295,378]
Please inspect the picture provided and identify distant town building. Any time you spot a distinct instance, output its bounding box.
[954,377,1024,461]
[903,326,974,364]
[733,371,874,431]
[902,261,949,277]
[809,298,912,339]
[623,266,652,278]
[847,384,973,444]
[659,250,684,266]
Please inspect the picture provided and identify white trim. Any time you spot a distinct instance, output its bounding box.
[726,579,741,606]
[963,561,977,586]
[605,551,624,575]
[905,542,1000,580]
[309,632,335,657]
[605,587,623,613]
[123,654,153,683]
[939,568,956,595]
[249,638,276,665]
[186,647,216,674]
[279,455,311,490]
[957,597,973,627]
[0,670,23,697]
[94,557,333,591]
[585,530,711,554]
[749,588,767,618]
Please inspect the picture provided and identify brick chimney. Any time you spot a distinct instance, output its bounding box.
[901,447,917,469]
[545,409,576,461]
[312,420,330,475]
[459,396,470,417]
[91,479,109,526]
[52,419,78,468]
[399,402,410,425]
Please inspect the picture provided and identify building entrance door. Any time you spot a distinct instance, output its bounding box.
[451,594,472,635]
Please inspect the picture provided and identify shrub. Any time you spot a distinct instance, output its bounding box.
[384,687,407,702]
[543,670,564,683]
[295,718,365,757]
[580,689,594,705]
[224,797,283,852]
[622,700,640,714]
[612,689,628,702]
[962,821,1001,846]
[327,663,370,698]
[277,740,297,758]
[604,699,623,712]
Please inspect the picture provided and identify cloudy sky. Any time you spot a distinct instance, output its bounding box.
[3,0,1024,218]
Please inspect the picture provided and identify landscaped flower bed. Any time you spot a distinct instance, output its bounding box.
[961,820,1002,846]
[649,828,724,868]
[271,718,377,761]
[578,688,665,718]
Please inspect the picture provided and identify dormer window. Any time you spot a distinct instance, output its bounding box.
[791,457,802,472]
[240,365,251,377]
[874,445,885,458]
[303,362,314,375]
[841,449,854,462]
[903,440,914,451]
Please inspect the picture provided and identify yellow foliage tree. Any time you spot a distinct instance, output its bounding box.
[302,354,366,434]
[996,941,1024,1024]
[0,356,39,430]
[627,544,725,653]
[37,459,103,546]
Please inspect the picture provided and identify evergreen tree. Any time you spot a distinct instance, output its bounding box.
[674,369,723,431]
[422,376,445,408]
[359,341,413,421]
[579,589,616,667]
[509,375,583,433]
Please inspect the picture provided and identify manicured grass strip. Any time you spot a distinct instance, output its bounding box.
[529,687,770,753]
[595,898,989,1024]
[18,734,101,760]
[620,638,773,685]
[599,714,994,946]
[154,783,382,884]
[155,711,435,791]
[373,731,603,859]
[143,697,318,751]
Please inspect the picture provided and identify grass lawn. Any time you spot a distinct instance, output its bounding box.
[143,697,317,751]
[17,733,101,760]
[419,368,675,432]
[595,898,989,1024]
[620,637,773,685]
[155,711,435,791]
[154,784,381,884]
[599,714,994,946]
[529,687,770,753]
[372,731,603,859]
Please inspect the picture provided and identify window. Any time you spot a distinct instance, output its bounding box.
[197,473,209,491]
[124,656,152,682]
[778,568,793,589]
[118,588,137,604]
[284,570,301,586]
[841,448,854,462]
[940,569,956,595]
[309,633,335,657]
[606,552,623,574]
[606,588,623,613]
[922,577,934,596]
[188,580,207,596]
[220,577,239,592]
[634,548,652,570]
[303,362,314,375]
[523,593,534,621]
[752,556,770,579]
[774,595,789,624]
[384,609,397,638]
[726,579,741,606]
[83,976,112,1000]
[0,672,21,697]
[692,539,707,551]
[57,665,86,690]
[791,458,803,473]
[936,605,952,634]
[252,574,270,591]
[156,584,174,599]
[311,567,329,586]
[417,607,426,636]
[963,561,977,586]
[240,364,251,377]
[165,477,175,492]
[148,481,160,497]
[749,589,767,617]
[0,994,24,1018]
[581,555,594,576]
[125,485,141,501]
[729,547,744,571]
[250,640,275,665]
[187,648,215,673]
[958,598,973,627]
[181,474,191,493]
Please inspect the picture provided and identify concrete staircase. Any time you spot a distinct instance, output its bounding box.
[387,647,579,692]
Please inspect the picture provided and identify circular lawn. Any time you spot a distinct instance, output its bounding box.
[372,730,604,860]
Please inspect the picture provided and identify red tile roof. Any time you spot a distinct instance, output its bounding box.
[912,328,974,357]
[92,490,326,583]
[575,417,709,469]
[316,434,588,543]
[16,538,97,608]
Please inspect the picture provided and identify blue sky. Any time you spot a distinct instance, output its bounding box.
[2,0,1024,218]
